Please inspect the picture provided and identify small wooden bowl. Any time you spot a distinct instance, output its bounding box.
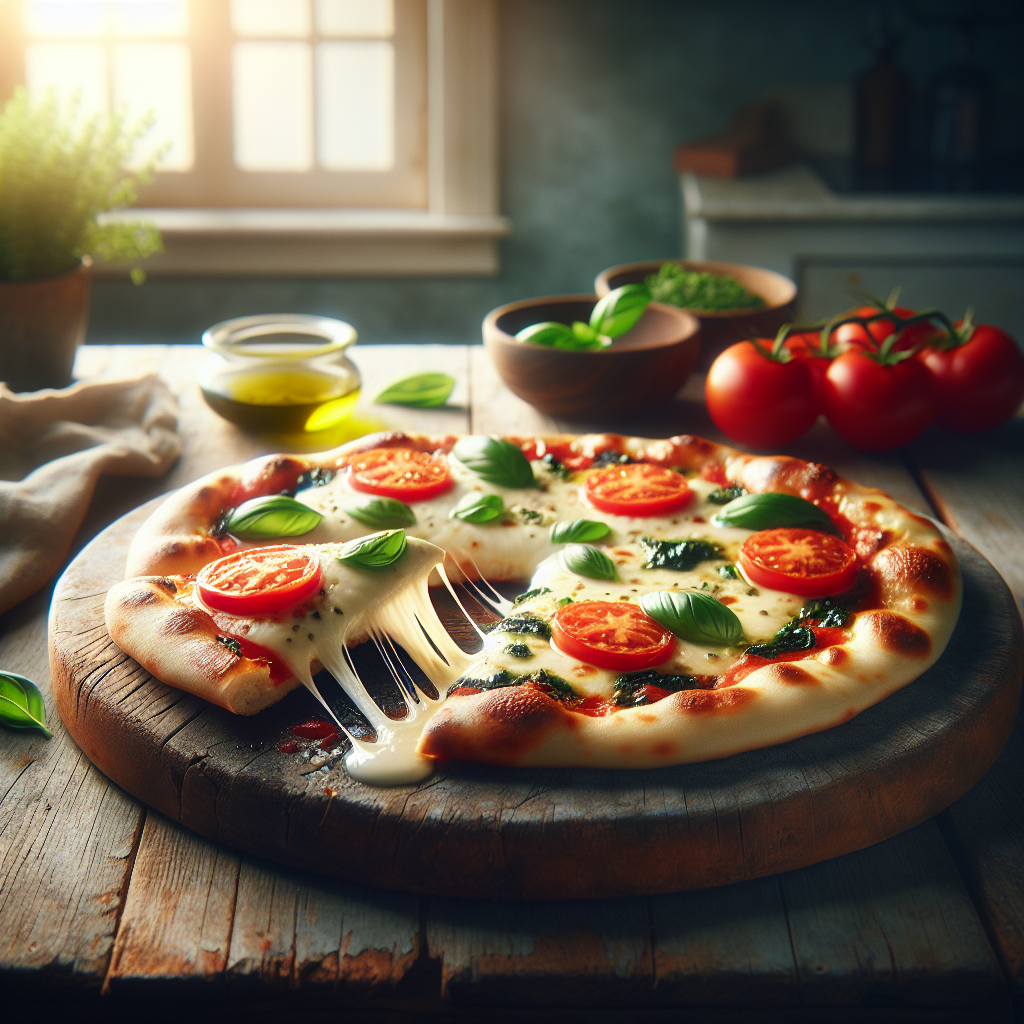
[595,259,797,368]
[483,294,700,419]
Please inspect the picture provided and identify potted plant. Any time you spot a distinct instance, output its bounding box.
[0,88,162,392]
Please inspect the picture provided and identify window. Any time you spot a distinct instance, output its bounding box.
[0,0,508,274]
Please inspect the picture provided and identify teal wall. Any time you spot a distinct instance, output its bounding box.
[87,0,1022,346]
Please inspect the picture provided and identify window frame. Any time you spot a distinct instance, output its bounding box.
[0,0,509,275]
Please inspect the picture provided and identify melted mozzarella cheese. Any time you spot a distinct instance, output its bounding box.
[195,538,473,786]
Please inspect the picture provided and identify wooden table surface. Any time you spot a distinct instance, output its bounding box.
[2,344,1021,1023]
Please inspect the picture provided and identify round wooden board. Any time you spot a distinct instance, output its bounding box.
[49,499,1022,900]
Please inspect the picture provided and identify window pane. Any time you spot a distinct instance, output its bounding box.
[26,41,108,119]
[25,0,106,36]
[233,41,313,170]
[230,0,310,37]
[316,40,392,170]
[111,0,188,37]
[113,42,193,170]
[315,0,392,37]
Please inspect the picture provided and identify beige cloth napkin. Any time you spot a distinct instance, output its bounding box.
[0,374,181,615]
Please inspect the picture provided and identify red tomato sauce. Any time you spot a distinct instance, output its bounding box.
[212,624,293,684]
[293,718,340,740]
[717,627,849,687]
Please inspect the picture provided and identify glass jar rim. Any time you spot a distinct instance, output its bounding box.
[202,314,357,359]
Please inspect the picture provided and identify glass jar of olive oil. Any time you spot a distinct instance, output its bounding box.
[199,314,361,433]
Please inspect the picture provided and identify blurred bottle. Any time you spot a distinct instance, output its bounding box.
[928,21,991,191]
[855,26,910,190]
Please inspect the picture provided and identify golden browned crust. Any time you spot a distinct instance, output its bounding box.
[105,576,301,715]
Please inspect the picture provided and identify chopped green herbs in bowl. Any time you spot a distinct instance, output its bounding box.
[644,263,765,313]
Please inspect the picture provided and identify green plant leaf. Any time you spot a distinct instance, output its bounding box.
[452,436,536,489]
[0,672,52,737]
[347,497,416,529]
[374,373,455,408]
[711,492,839,534]
[450,491,504,523]
[589,283,651,338]
[639,590,744,647]
[515,322,576,348]
[560,543,618,581]
[550,518,611,544]
[745,625,815,658]
[226,495,323,539]
[337,529,408,569]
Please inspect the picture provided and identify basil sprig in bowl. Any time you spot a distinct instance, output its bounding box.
[483,293,699,418]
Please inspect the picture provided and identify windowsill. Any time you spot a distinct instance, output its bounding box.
[96,208,513,276]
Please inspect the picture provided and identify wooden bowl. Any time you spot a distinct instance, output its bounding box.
[483,294,700,419]
[595,259,796,368]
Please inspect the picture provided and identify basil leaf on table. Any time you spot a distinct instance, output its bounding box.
[589,283,651,338]
[550,518,611,544]
[374,372,455,408]
[226,495,323,539]
[452,436,536,489]
[337,529,408,569]
[639,590,743,647]
[450,492,504,524]
[560,543,618,581]
[347,497,416,529]
[0,671,52,737]
[711,492,839,535]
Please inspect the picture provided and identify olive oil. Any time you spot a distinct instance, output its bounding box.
[201,366,360,433]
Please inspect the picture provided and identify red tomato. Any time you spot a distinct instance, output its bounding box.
[823,352,935,450]
[921,324,1024,433]
[739,529,858,598]
[585,462,693,517]
[197,545,322,615]
[344,447,454,501]
[832,306,914,351]
[782,331,832,405]
[551,601,675,672]
[705,341,819,448]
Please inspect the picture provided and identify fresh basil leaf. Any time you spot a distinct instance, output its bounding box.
[515,321,576,348]
[796,597,849,628]
[589,283,651,339]
[226,495,323,539]
[347,497,416,529]
[560,543,618,581]
[503,642,534,659]
[450,491,504,524]
[452,436,536,489]
[337,529,408,569]
[374,372,455,408]
[571,321,600,344]
[711,492,839,535]
[639,590,743,647]
[0,671,52,737]
[640,537,722,571]
[745,625,815,658]
[550,518,612,544]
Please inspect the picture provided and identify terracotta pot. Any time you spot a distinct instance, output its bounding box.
[483,294,700,419]
[0,257,92,392]
[595,258,796,370]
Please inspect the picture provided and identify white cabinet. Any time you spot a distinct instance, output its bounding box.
[681,165,1024,339]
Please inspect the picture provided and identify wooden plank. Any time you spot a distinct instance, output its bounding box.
[908,421,1024,615]
[781,820,1005,1009]
[426,896,652,1007]
[0,590,143,993]
[938,729,1024,1005]
[651,876,797,1006]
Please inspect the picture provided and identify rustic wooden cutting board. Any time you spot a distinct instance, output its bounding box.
[48,499,1022,900]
